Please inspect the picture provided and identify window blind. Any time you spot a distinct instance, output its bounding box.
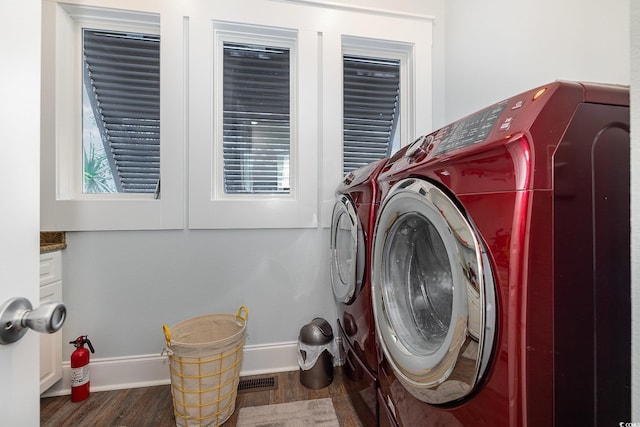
[343,55,400,175]
[83,29,160,193]
[222,43,291,194]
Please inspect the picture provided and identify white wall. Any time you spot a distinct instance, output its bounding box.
[444,0,630,122]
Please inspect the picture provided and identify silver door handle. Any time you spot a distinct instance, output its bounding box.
[0,297,66,345]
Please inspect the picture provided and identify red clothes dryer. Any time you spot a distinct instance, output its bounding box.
[330,158,388,425]
[371,82,630,426]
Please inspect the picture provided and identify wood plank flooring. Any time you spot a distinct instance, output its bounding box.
[41,368,365,427]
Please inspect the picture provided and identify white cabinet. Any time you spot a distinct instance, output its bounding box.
[39,251,63,394]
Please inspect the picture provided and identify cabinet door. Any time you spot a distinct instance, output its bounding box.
[40,280,63,393]
[40,251,62,285]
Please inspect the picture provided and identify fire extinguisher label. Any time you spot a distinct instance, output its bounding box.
[71,366,90,387]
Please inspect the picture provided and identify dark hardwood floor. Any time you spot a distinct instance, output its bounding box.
[41,368,366,426]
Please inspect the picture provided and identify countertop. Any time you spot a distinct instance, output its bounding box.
[40,232,67,253]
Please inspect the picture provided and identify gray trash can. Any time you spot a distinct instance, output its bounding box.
[298,318,334,389]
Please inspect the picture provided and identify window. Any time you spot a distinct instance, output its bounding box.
[188,21,318,229]
[42,0,432,231]
[222,42,290,194]
[319,32,431,228]
[343,55,400,175]
[41,2,184,231]
[82,29,161,194]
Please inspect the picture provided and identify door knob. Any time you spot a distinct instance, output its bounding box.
[0,297,66,345]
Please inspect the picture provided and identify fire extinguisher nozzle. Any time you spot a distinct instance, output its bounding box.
[86,338,95,354]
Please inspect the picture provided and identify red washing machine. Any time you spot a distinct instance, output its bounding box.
[330,158,388,425]
[371,81,630,426]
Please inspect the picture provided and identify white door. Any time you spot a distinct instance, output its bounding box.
[0,0,42,425]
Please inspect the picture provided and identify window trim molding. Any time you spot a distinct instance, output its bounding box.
[41,0,432,231]
[188,19,319,229]
[40,1,185,231]
[271,0,436,21]
[341,42,408,173]
[320,25,433,228]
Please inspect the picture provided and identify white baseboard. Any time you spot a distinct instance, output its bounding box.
[41,341,298,398]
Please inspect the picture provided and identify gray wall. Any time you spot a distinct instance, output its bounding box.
[62,229,333,357]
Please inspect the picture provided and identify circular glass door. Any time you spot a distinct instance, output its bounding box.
[372,178,496,404]
[330,195,365,303]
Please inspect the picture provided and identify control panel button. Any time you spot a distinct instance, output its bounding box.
[406,136,426,157]
[511,100,524,110]
[498,117,513,131]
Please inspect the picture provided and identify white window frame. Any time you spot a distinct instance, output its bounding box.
[213,25,296,199]
[188,18,319,229]
[40,1,185,231]
[342,39,411,169]
[320,19,433,228]
[41,0,431,231]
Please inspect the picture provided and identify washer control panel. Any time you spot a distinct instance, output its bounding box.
[433,101,508,155]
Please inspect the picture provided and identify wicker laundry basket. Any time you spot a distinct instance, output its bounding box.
[163,306,248,426]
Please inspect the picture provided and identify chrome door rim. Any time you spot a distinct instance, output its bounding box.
[330,195,365,303]
[372,178,496,404]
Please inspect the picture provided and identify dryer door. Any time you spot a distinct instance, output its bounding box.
[372,178,496,404]
[330,195,365,303]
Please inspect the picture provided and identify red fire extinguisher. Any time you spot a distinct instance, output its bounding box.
[69,335,95,402]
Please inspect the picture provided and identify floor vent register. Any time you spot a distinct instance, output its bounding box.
[238,376,279,394]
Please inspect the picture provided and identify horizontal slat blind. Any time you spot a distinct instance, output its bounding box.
[83,29,160,193]
[343,55,400,175]
[223,43,291,194]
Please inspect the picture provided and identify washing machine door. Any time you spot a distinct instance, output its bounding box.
[330,194,366,303]
[372,178,496,404]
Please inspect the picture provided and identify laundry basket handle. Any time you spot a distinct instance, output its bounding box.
[163,324,172,345]
[237,306,248,323]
